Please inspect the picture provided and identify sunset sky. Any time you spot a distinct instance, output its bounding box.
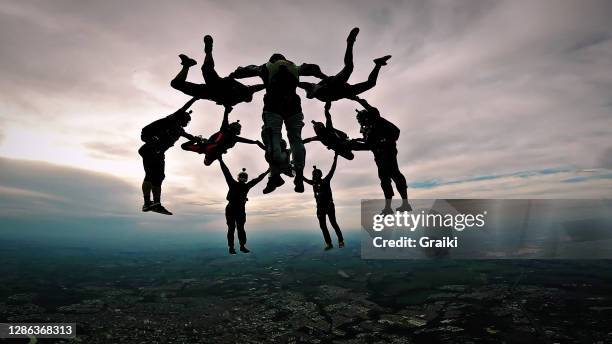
[1,0,611,239]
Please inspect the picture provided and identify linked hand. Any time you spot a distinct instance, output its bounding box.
[256,140,266,150]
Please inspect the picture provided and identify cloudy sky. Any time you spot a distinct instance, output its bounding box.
[0,0,611,238]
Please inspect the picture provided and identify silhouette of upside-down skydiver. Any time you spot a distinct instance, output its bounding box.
[298,27,391,103]
[171,35,265,107]
[138,30,412,253]
[303,102,354,160]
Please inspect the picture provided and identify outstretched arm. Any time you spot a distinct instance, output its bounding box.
[349,138,369,151]
[236,137,266,150]
[354,96,378,113]
[221,105,233,129]
[218,158,235,185]
[299,63,328,79]
[324,102,333,128]
[302,136,319,144]
[303,176,313,185]
[325,153,339,180]
[229,65,262,79]
[181,131,198,141]
[176,97,198,114]
[248,168,270,188]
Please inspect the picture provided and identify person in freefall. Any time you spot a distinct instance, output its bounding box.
[171,35,265,108]
[181,105,265,165]
[218,157,269,255]
[298,27,391,103]
[229,53,327,194]
[350,97,412,215]
[139,98,199,215]
[302,102,354,160]
[303,153,345,250]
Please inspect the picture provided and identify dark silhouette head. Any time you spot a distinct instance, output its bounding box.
[237,168,248,183]
[269,53,287,63]
[311,120,325,135]
[312,165,323,181]
[174,110,192,127]
[228,120,242,135]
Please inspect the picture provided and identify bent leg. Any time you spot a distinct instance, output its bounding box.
[345,64,383,97]
[201,52,222,86]
[389,157,408,200]
[376,158,394,200]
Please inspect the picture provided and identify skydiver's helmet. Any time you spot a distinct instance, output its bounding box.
[238,168,248,183]
[174,110,192,127]
[312,165,323,180]
[269,53,287,63]
[311,120,325,135]
[228,120,242,135]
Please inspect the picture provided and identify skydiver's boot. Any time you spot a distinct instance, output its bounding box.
[203,35,213,54]
[374,55,392,66]
[239,245,250,253]
[380,199,393,215]
[142,181,153,212]
[294,169,304,193]
[142,200,153,212]
[396,200,412,212]
[229,247,237,255]
[263,174,285,194]
[338,241,345,248]
[150,203,173,215]
[179,54,197,67]
[324,243,334,251]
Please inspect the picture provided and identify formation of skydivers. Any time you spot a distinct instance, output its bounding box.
[139,28,412,254]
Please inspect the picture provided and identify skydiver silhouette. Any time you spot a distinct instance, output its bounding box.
[170,35,265,107]
[218,157,269,254]
[302,102,354,160]
[181,105,265,165]
[350,97,412,214]
[304,153,344,250]
[298,27,391,103]
[229,54,327,194]
[139,98,199,215]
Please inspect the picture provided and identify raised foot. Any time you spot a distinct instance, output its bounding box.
[229,247,237,255]
[324,243,334,251]
[374,55,392,66]
[203,35,213,54]
[179,54,197,67]
[339,241,345,248]
[347,27,360,42]
[239,246,250,253]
